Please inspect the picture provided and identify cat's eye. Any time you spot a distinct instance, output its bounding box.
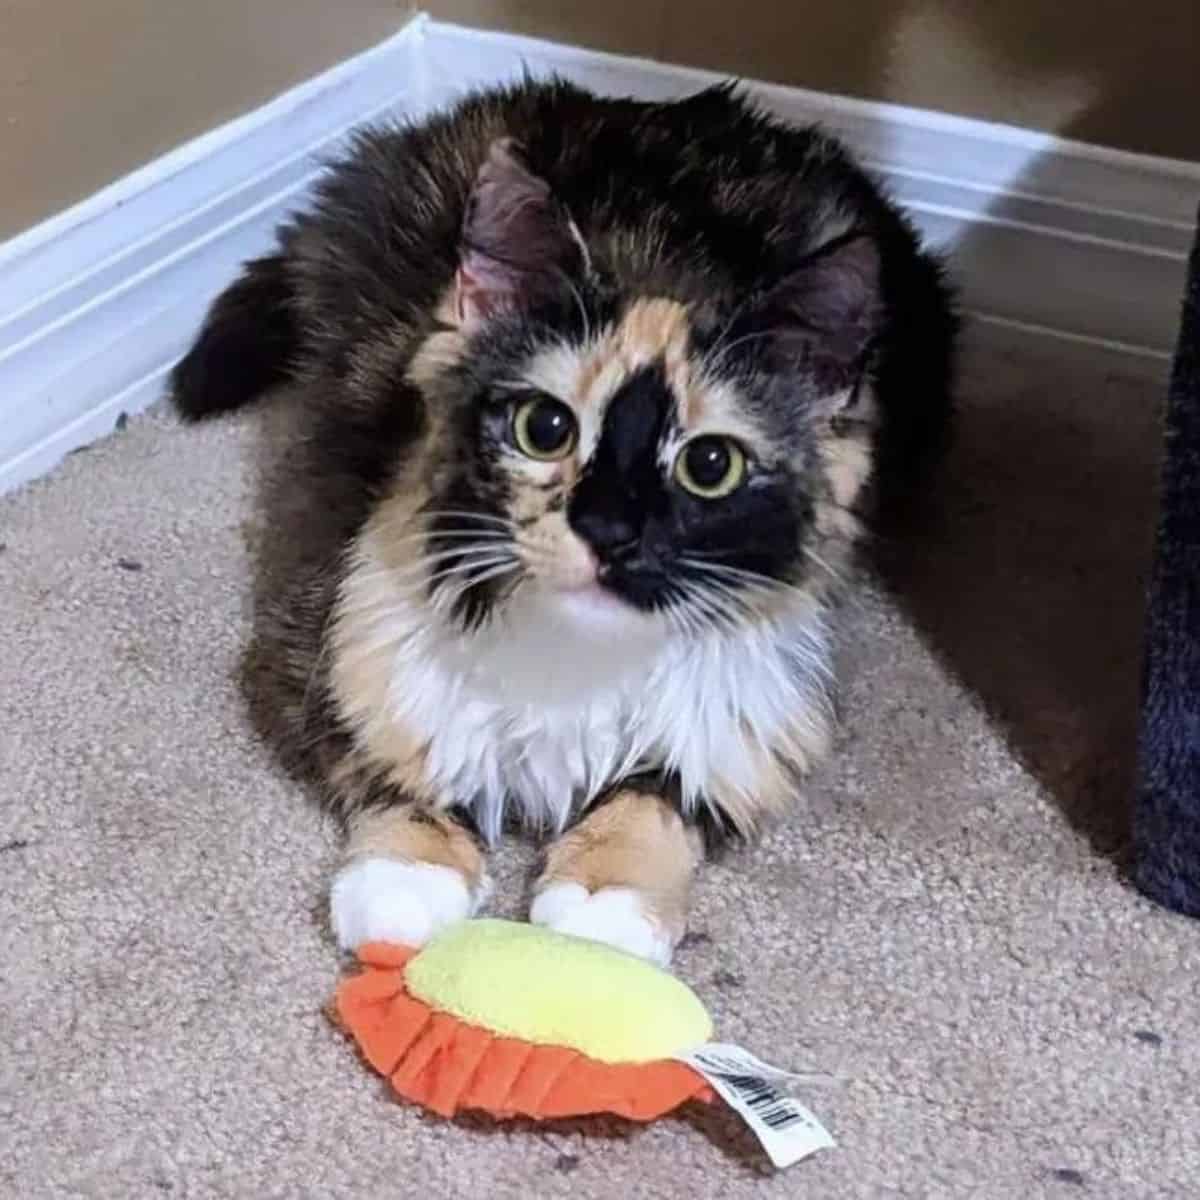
[674,436,747,499]
[511,394,578,461]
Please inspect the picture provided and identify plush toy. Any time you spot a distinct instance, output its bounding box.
[333,918,714,1121]
[332,918,835,1168]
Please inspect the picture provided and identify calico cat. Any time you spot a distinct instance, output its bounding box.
[172,79,955,965]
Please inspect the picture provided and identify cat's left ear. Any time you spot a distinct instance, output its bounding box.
[741,234,885,400]
[453,138,585,327]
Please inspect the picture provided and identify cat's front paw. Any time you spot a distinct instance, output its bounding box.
[530,882,674,966]
[330,857,477,950]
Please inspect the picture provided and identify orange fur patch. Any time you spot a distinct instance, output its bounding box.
[537,790,703,942]
[344,807,485,890]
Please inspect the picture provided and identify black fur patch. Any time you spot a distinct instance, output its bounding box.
[171,252,297,419]
[566,355,810,612]
[568,364,673,578]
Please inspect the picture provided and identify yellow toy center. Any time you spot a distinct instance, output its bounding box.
[403,919,713,1064]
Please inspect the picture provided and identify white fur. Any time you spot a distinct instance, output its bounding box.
[330,858,477,950]
[531,882,674,965]
[336,526,833,843]
[528,880,591,927]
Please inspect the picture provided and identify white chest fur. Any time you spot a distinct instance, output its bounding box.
[332,536,833,842]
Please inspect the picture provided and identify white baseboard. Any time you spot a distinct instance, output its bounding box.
[0,17,432,495]
[2,15,1197,494]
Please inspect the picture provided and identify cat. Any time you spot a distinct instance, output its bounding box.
[172,78,956,966]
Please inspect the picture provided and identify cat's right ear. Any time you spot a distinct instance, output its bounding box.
[452,139,584,328]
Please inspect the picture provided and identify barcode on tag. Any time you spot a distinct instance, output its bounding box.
[675,1043,836,1169]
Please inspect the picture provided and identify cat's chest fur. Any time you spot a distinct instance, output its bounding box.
[333,538,832,842]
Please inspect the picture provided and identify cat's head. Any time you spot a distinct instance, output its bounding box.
[385,139,883,641]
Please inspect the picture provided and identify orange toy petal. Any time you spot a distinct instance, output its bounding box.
[333,945,713,1122]
[466,1038,536,1112]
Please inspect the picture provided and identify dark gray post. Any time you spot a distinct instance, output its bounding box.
[1135,204,1200,917]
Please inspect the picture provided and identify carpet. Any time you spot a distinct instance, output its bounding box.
[2,324,1197,1197]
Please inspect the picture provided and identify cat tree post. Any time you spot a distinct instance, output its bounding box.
[1134,205,1200,918]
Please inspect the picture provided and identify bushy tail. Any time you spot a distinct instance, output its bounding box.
[170,252,299,420]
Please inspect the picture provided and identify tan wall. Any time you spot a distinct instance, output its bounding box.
[3,1,1196,241]
[430,0,1200,162]
[0,0,412,240]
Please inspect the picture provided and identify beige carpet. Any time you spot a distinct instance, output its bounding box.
[2,324,1197,1198]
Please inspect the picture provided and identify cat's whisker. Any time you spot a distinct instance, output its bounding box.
[681,556,776,585]
[691,595,743,636]
[556,267,592,344]
[679,557,783,599]
[416,509,515,532]
[338,549,525,611]
[384,529,514,549]
[660,592,703,639]
[665,572,751,636]
[402,547,518,576]
[670,559,807,636]
[417,507,513,523]
[698,290,760,375]
[699,329,778,381]
[681,552,841,603]
[422,557,520,594]
[800,545,846,587]
[697,586,755,632]
[346,547,516,586]
[378,545,520,580]
[432,560,524,618]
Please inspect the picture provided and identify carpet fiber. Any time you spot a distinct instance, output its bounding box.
[2,326,1198,1198]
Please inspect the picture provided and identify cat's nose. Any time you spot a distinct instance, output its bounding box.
[567,506,639,561]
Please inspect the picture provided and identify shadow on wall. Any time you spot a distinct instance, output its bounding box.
[667,0,1200,160]
[434,0,1200,158]
[857,1,1193,864]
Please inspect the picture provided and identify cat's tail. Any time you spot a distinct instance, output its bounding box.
[170,252,299,420]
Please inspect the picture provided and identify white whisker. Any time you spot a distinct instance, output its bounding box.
[800,544,845,586]
[393,546,518,579]
[431,559,523,618]
[700,329,777,381]
[417,508,514,530]
[382,529,514,549]
[344,545,519,587]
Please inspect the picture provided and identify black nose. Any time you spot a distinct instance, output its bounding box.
[567,494,640,560]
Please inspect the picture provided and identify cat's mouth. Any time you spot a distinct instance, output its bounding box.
[527,540,671,631]
[593,560,671,614]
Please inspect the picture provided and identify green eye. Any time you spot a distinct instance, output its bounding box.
[512,394,578,461]
[674,436,747,499]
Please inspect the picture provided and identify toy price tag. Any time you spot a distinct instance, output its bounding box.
[674,1043,836,1169]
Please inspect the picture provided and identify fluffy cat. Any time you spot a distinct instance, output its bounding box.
[172,79,956,965]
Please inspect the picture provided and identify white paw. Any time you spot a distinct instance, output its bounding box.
[330,858,478,951]
[530,882,674,966]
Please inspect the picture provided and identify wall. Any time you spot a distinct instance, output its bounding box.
[428,0,1200,162]
[3,1,1196,242]
[0,0,412,239]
